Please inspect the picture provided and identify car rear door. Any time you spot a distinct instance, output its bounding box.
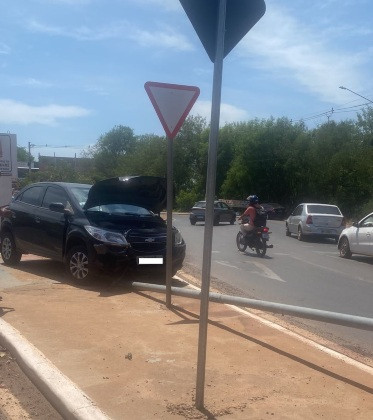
[11,185,45,252]
[289,205,302,233]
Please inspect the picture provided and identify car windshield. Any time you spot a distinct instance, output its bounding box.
[70,186,91,208]
[86,203,153,216]
[194,201,206,208]
[307,205,341,215]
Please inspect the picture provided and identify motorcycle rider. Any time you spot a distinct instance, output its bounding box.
[238,195,263,236]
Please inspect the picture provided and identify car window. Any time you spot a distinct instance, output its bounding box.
[307,205,341,215]
[19,186,44,206]
[220,202,230,209]
[70,186,91,208]
[42,186,70,209]
[194,201,206,209]
[87,203,152,216]
[360,215,373,227]
[293,205,302,216]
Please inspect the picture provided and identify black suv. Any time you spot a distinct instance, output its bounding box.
[189,200,236,226]
[0,176,185,282]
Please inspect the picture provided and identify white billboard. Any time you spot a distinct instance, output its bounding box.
[0,133,17,177]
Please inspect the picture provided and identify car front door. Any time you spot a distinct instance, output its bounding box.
[354,215,373,256]
[219,202,231,222]
[37,186,71,259]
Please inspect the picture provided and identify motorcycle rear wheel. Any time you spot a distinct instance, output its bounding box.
[255,238,267,258]
[236,231,247,252]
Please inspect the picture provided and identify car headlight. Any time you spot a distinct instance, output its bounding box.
[174,230,184,246]
[85,226,129,246]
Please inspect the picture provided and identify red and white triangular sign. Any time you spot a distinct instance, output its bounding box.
[145,81,200,139]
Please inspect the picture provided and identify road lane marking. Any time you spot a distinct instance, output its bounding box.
[215,261,239,269]
[273,252,290,256]
[289,254,373,284]
[250,261,286,282]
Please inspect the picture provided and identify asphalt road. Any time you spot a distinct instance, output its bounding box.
[173,214,373,360]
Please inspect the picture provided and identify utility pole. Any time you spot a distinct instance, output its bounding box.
[28,142,31,174]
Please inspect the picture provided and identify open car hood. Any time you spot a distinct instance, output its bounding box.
[83,176,167,214]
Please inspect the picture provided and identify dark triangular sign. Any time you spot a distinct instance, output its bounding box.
[179,0,266,62]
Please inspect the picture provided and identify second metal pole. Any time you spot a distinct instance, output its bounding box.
[195,0,226,410]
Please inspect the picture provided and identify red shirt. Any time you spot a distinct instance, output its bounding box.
[241,205,256,226]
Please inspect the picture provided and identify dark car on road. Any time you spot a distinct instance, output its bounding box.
[0,176,186,282]
[189,200,236,226]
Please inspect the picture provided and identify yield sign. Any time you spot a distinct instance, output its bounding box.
[145,81,200,139]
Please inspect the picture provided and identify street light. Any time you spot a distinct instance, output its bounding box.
[339,86,373,104]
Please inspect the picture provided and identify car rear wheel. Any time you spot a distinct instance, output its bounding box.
[190,218,196,225]
[213,215,220,226]
[339,237,352,259]
[66,246,95,282]
[230,216,235,225]
[297,227,304,241]
[0,231,22,266]
[285,224,291,237]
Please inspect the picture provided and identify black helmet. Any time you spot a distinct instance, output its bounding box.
[246,195,259,205]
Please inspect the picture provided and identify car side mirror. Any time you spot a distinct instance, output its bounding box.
[352,221,359,228]
[49,202,73,215]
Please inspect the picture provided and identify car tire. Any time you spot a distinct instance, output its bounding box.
[339,237,352,259]
[297,226,304,241]
[230,216,235,225]
[213,215,220,226]
[190,218,196,225]
[0,231,22,266]
[285,224,291,237]
[66,245,95,282]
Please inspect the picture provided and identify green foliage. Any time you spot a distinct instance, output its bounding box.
[27,110,372,215]
[175,189,201,212]
[17,146,33,163]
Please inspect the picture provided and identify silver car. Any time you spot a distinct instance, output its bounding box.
[338,212,373,258]
[286,203,345,242]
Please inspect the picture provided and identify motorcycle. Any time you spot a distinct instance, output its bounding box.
[236,225,273,257]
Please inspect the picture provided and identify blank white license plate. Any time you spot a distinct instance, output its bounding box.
[138,257,164,265]
[262,233,269,239]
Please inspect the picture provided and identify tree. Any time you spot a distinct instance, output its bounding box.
[86,125,136,178]
[17,146,33,163]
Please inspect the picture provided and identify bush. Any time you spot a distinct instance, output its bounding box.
[175,190,201,212]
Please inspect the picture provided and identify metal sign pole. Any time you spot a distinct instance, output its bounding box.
[166,135,173,308]
[195,0,226,410]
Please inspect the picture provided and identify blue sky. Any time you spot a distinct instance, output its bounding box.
[1,0,372,160]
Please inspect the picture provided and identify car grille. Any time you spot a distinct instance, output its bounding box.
[126,231,167,253]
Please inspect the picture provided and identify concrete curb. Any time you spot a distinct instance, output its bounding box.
[0,318,109,420]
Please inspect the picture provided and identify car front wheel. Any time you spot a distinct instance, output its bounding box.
[297,227,304,241]
[285,224,291,237]
[1,231,22,266]
[339,237,352,259]
[66,246,95,282]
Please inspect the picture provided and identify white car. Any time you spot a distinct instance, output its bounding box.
[338,212,373,258]
[286,203,345,242]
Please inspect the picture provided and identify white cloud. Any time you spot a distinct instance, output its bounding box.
[13,78,53,88]
[239,4,366,103]
[128,0,180,12]
[0,99,91,125]
[27,19,193,51]
[0,43,11,54]
[191,100,249,124]
[129,26,193,51]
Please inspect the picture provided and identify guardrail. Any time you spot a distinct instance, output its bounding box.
[132,282,373,331]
